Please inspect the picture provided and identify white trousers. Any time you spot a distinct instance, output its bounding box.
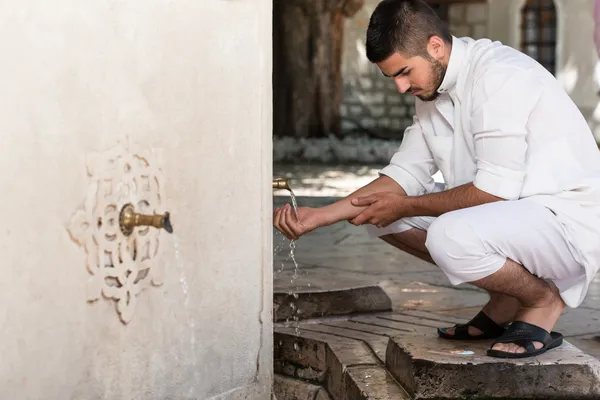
[366,199,586,308]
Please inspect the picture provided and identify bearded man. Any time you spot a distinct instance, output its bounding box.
[274,0,600,359]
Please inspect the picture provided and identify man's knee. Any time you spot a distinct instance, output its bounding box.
[425,210,492,281]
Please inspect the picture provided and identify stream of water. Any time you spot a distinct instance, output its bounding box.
[275,189,303,340]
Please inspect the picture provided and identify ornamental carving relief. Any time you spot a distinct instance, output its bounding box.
[68,140,168,324]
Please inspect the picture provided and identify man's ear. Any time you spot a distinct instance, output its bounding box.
[427,35,446,60]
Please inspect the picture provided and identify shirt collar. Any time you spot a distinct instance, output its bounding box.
[437,36,467,95]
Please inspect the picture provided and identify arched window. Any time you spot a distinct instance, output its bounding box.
[520,0,557,75]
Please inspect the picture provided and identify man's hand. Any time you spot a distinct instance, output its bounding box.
[349,192,407,227]
[274,204,325,241]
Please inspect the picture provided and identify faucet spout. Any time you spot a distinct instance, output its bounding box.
[272,178,291,192]
[119,203,173,236]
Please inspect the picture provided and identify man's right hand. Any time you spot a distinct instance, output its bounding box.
[273,204,325,241]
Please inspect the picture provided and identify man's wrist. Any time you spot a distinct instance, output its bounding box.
[398,194,418,218]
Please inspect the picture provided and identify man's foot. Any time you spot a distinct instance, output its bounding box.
[490,288,564,355]
[440,293,520,339]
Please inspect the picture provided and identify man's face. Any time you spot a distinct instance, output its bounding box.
[377,51,446,102]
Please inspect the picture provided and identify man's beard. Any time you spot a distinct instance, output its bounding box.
[416,59,447,102]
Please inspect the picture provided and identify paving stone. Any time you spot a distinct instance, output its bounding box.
[349,315,438,335]
[275,326,381,400]
[325,338,380,400]
[274,328,328,373]
[392,309,468,325]
[319,319,416,337]
[386,335,600,399]
[373,312,461,329]
[273,374,322,400]
[274,360,297,377]
[380,279,489,312]
[302,323,389,362]
[296,365,326,382]
[344,365,410,400]
[315,388,333,400]
[273,285,392,322]
[567,337,600,360]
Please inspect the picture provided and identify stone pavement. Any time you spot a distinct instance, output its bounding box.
[272,163,600,399]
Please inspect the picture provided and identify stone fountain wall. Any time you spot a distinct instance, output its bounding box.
[0,1,272,399]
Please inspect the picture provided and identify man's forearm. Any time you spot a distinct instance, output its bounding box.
[402,183,503,217]
[319,175,406,225]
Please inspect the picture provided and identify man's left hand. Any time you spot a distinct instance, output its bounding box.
[349,192,407,227]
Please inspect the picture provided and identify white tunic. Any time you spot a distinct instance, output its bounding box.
[380,36,600,307]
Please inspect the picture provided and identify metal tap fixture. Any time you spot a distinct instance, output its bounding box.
[119,203,173,236]
[272,178,291,191]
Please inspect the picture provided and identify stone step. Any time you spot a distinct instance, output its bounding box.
[273,285,392,322]
[273,374,331,400]
[386,334,600,399]
[345,365,411,400]
[274,326,408,400]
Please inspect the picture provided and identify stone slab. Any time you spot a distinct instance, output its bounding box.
[320,319,416,337]
[273,285,392,322]
[274,326,381,400]
[379,279,489,312]
[315,388,333,400]
[349,315,436,335]
[344,365,411,400]
[274,328,329,373]
[369,313,459,329]
[386,335,600,399]
[273,374,321,400]
[391,309,470,325]
[302,323,390,362]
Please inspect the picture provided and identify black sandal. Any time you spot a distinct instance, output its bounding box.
[437,311,506,340]
[487,321,563,359]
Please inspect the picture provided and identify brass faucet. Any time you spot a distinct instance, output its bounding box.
[272,178,291,191]
[119,203,173,236]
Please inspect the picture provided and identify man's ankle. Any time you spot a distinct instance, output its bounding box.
[483,295,521,324]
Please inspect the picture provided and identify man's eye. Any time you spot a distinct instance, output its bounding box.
[403,70,411,76]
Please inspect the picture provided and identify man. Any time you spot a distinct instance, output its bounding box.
[274,0,600,359]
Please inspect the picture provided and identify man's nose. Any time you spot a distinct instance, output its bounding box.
[394,76,410,93]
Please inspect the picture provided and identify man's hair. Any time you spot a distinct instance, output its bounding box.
[366,0,452,63]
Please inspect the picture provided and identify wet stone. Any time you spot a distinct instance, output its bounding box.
[273,285,392,322]
[273,374,321,400]
[302,323,390,362]
[314,388,333,400]
[274,328,328,372]
[345,365,411,400]
[386,335,600,399]
[325,337,380,400]
[296,365,326,383]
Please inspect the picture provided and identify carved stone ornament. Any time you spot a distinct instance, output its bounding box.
[68,140,166,324]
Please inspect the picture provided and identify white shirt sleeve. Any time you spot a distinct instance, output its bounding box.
[379,115,438,196]
[470,69,544,200]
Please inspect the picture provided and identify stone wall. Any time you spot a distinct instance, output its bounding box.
[340,1,416,140]
[449,2,489,39]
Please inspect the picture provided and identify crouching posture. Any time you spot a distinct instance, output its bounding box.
[274,0,600,359]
